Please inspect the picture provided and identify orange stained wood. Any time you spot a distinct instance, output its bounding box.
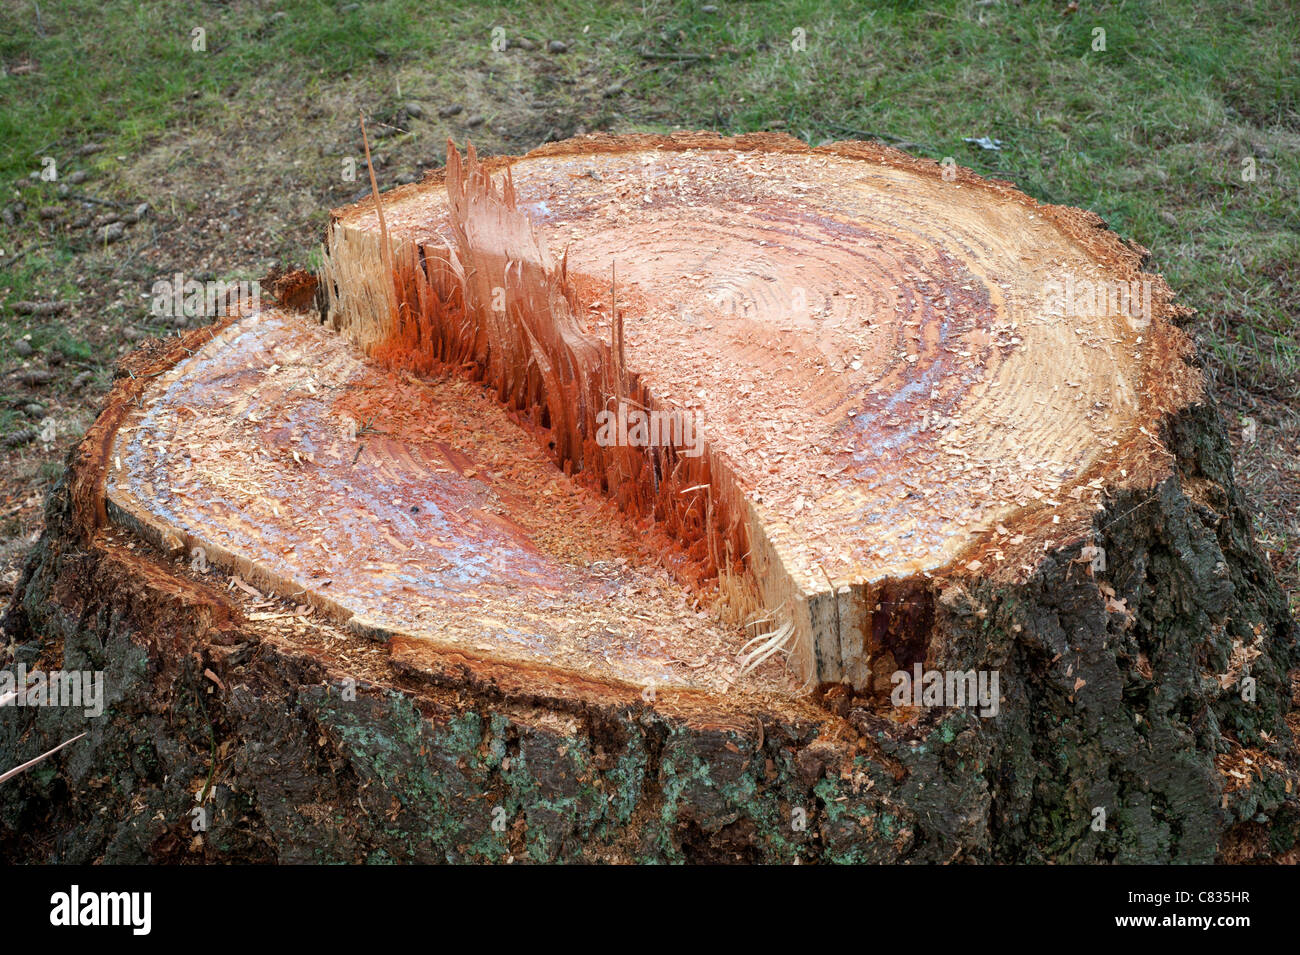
[105,310,790,694]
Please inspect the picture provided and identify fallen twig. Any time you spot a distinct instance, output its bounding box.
[0,248,34,271]
[823,121,935,154]
[637,48,714,62]
[0,733,86,786]
[6,300,69,316]
[61,191,128,209]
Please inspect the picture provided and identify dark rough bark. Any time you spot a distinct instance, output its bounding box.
[1,365,1296,863]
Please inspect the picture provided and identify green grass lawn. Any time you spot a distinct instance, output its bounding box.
[3,0,1296,377]
[1,0,1297,602]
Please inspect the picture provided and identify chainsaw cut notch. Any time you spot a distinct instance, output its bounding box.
[103,309,790,694]
[324,140,752,598]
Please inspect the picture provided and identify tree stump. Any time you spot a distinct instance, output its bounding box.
[3,132,1296,864]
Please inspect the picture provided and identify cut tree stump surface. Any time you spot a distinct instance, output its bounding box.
[105,310,784,693]
[323,132,1193,686]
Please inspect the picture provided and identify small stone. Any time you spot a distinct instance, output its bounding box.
[98,221,125,243]
[512,36,537,51]
[22,403,45,418]
[701,3,718,11]
[14,339,34,357]
[38,207,58,220]
[437,104,463,119]
[465,114,484,128]
[547,40,568,54]
[68,170,88,184]
[1160,211,1177,227]
[404,101,425,118]
[134,202,150,219]
[77,142,105,157]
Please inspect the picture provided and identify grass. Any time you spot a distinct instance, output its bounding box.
[0,0,1296,607]
[3,0,1295,381]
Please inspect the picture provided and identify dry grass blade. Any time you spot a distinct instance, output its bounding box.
[360,111,394,282]
[0,732,87,785]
